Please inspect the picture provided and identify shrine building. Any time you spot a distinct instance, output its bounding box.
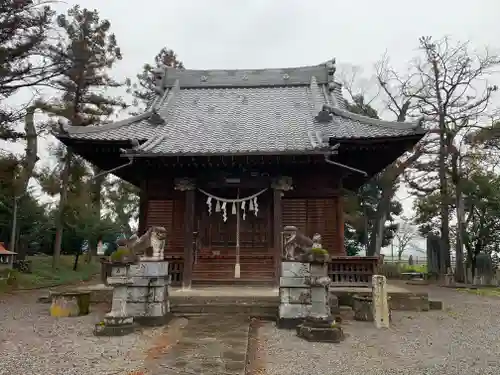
[53,60,426,287]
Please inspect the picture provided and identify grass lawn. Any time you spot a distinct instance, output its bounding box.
[0,254,100,292]
[458,287,500,297]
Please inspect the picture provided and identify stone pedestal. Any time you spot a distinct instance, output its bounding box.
[296,316,344,343]
[278,261,311,329]
[94,260,172,336]
[94,265,136,336]
[126,261,172,326]
[295,260,344,343]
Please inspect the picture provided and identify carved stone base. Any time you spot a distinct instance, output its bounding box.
[93,316,137,337]
[353,295,374,321]
[296,316,344,343]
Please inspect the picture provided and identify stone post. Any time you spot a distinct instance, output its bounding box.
[372,275,390,329]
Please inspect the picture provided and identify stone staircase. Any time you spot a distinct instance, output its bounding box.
[191,253,275,286]
[169,294,279,319]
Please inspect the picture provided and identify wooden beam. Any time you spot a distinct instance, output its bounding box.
[182,188,196,289]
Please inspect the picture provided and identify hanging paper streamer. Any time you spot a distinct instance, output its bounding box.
[221,202,227,222]
[197,188,268,221]
[241,201,246,220]
[206,197,212,215]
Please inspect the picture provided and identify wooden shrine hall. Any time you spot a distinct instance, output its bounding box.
[54,59,426,287]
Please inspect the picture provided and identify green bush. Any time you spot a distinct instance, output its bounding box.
[311,247,328,255]
[110,247,132,262]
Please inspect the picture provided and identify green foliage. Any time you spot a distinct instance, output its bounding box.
[0,255,99,292]
[129,46,184,112]
[110,246,132,262]
[0,0,55,139]
[343,95,403,254]
[311,247,328,255]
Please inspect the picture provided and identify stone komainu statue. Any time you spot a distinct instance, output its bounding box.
[283,226,322,260]
[127,226,167,261]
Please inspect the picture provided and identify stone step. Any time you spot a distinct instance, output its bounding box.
[191,278,274,287]
[170,302,278,317]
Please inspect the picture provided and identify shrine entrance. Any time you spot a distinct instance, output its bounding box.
[192,187,275,284]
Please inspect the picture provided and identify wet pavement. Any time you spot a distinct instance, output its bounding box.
[150,315,250,375]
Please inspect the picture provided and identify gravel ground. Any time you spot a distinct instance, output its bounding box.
[0,290,163,375]
[261,285,500,375]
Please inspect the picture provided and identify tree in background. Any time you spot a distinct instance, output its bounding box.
[0,0,55,140]
[102,177,139,237]
[36,5,126,268]
[342,94,403,255]
[404,37,499,280]
[130,46,184,112]
[393,218,417,261]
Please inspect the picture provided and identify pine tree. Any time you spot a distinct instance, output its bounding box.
[37,5,126,268]
[130,46,184,111]
[0,0,55,139]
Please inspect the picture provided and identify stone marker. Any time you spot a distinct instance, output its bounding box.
[372,275,389,329]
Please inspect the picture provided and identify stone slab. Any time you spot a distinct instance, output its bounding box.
[310,263,327,277]
[153,315,249,375]
[281,262,310,278]
[127,300,170,317]
[311,287,327,304]
[128,276,169,287]
[128,261,169,277]
[279,303,311,318]
[279,287,311,304]
[127,285,168,303]
[279,276,308,288]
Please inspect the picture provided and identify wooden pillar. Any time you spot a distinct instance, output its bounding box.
[175,178,196,289]
[336,195,345,255]
[272,189,282,288]
[271,176,293,288]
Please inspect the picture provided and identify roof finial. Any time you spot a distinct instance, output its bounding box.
[326,58,336,79]
[152,66,167,94]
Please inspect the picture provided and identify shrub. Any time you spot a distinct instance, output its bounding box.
[110,247,133,262]
[311,247,328,255]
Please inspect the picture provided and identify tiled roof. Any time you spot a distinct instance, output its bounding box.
[57,61,425,155]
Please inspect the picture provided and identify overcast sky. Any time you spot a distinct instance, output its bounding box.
[3,0,499,256]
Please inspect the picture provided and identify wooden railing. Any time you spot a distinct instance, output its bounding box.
[328,256,379,287]
[100,258,185,287]
[167,258,184,286]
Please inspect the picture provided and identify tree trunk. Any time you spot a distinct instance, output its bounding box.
[9,197,18,253]
[10,106,39,255]
[52,150,73,270]
[455,184,465,282]
[85,165,103,263]
[367,189,392,256]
